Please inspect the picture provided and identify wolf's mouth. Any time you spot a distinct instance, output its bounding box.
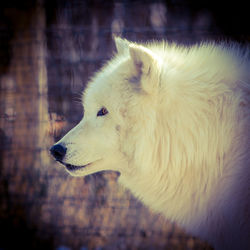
[57,160,91,171]
[65,163,91,171]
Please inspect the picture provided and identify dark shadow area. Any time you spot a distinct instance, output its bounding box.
[166,0,249,42]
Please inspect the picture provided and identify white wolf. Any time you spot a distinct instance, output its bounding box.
[50,37,250,250]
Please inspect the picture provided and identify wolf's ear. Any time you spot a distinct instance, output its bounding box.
[114,36,129,54]
[129,44,159,94]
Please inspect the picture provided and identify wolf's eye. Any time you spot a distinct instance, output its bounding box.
[97,107,108,117]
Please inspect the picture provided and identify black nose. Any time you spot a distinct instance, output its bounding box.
[50,144,67,161]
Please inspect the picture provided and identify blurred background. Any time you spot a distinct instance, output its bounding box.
[0,0,249,249]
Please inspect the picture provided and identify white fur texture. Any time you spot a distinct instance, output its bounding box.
[54,37,250,249]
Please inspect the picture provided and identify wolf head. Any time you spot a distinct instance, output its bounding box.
[50,37,162,177]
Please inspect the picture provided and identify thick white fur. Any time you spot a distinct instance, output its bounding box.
[54,37,250,249]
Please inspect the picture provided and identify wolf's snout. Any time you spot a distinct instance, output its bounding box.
[50,144,67,161]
